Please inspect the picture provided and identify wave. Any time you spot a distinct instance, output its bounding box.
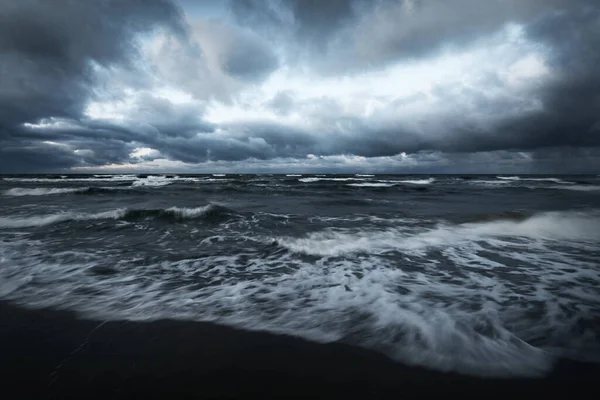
[275,210,600,256]
[299,177,363,183]
[470,180,512,186]
[0,235,571,378]
[355,174,375,177]
[0,204,233,228]
[2,175,205,187]
[497,176,573,184]
[131,176,174,187]
[76,187,132,195]
[0,209,127,228]
[548,185,600,192]
[3,175,138,183]
[123,205,233,222]
[347,182,395,188]
[3,210,599,377]
[4,187,87,196]
[285,174,302,177]
[395,178,435,185]
[4,186,138,197]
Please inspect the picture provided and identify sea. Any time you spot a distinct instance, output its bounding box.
[1,173,599,378]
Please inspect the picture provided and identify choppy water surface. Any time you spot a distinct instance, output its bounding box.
[1,173,599,377]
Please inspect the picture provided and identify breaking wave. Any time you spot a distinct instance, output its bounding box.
[0,204,233,228]
[1,208,599,378]
[347,182,395,188]
[275,210,600,256]
[548,185,600,192]
[497,176,573,184]
[299,177,362,183]
[4,187,87,196]
[3,175,138,183]
[395,178,435,185]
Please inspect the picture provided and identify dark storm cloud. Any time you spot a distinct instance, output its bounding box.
[1,0,599,173]
[0,0,187,171]
[193,19,279,82]
[228,0,600,167]
[511,4,600,149]
[0,0,184,126]
[229,0,552,72]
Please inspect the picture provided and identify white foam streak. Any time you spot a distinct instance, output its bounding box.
[299,177,363,183]
[497,176,572,184]
[4,187,86,196]
[132,176,173,187]
[347,182,395,187]
[165,205,216,218]
[277,210,600,256]
[396,178,435,184]
[549,185,600,192]
[3,175,137,183]
[0,209,127,228]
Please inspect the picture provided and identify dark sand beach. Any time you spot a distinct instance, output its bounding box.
[1,302,597,399]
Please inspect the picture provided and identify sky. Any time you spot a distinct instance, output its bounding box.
[1,0,599,174]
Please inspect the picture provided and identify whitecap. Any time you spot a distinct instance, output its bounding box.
[0,209,127,228]
[275,210,600,256]
[132,176,173,187]
[548,185,600,192]
[497,176,573,184]
[4,187,87,196]
[396,178,435,185]
[4,175,137,183]
[347,183,395,188]
[164,205,219,218]
[299,177,362,183]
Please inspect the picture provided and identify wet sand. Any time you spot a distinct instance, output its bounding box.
[0,302,596,399]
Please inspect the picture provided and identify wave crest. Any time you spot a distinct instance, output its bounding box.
[0,204,232,228]
[276,210,600,256]
[4,187,87,196]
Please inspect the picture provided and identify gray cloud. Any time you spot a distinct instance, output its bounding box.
[0,0,184,126]
[0,0,599,173]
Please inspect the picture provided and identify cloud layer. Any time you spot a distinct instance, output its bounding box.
[1,0,599,173]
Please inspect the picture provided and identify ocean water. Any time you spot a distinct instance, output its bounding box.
[1,174,599,377]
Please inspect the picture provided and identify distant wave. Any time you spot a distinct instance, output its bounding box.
[470,180,512,186]
[395,178,435,185]
[497,176,574,184]
[298,177,362,183]
[3,175,138,183]
[0,209,127,228]
[2,175,203,186]
[347,182,395,188]
[4,187,87,196]
[547,185,600,192]
[0,204,233,228]
[3,187,133,197]
[131,176,173,187]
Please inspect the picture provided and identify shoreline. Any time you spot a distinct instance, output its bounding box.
[0,302,596,398]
